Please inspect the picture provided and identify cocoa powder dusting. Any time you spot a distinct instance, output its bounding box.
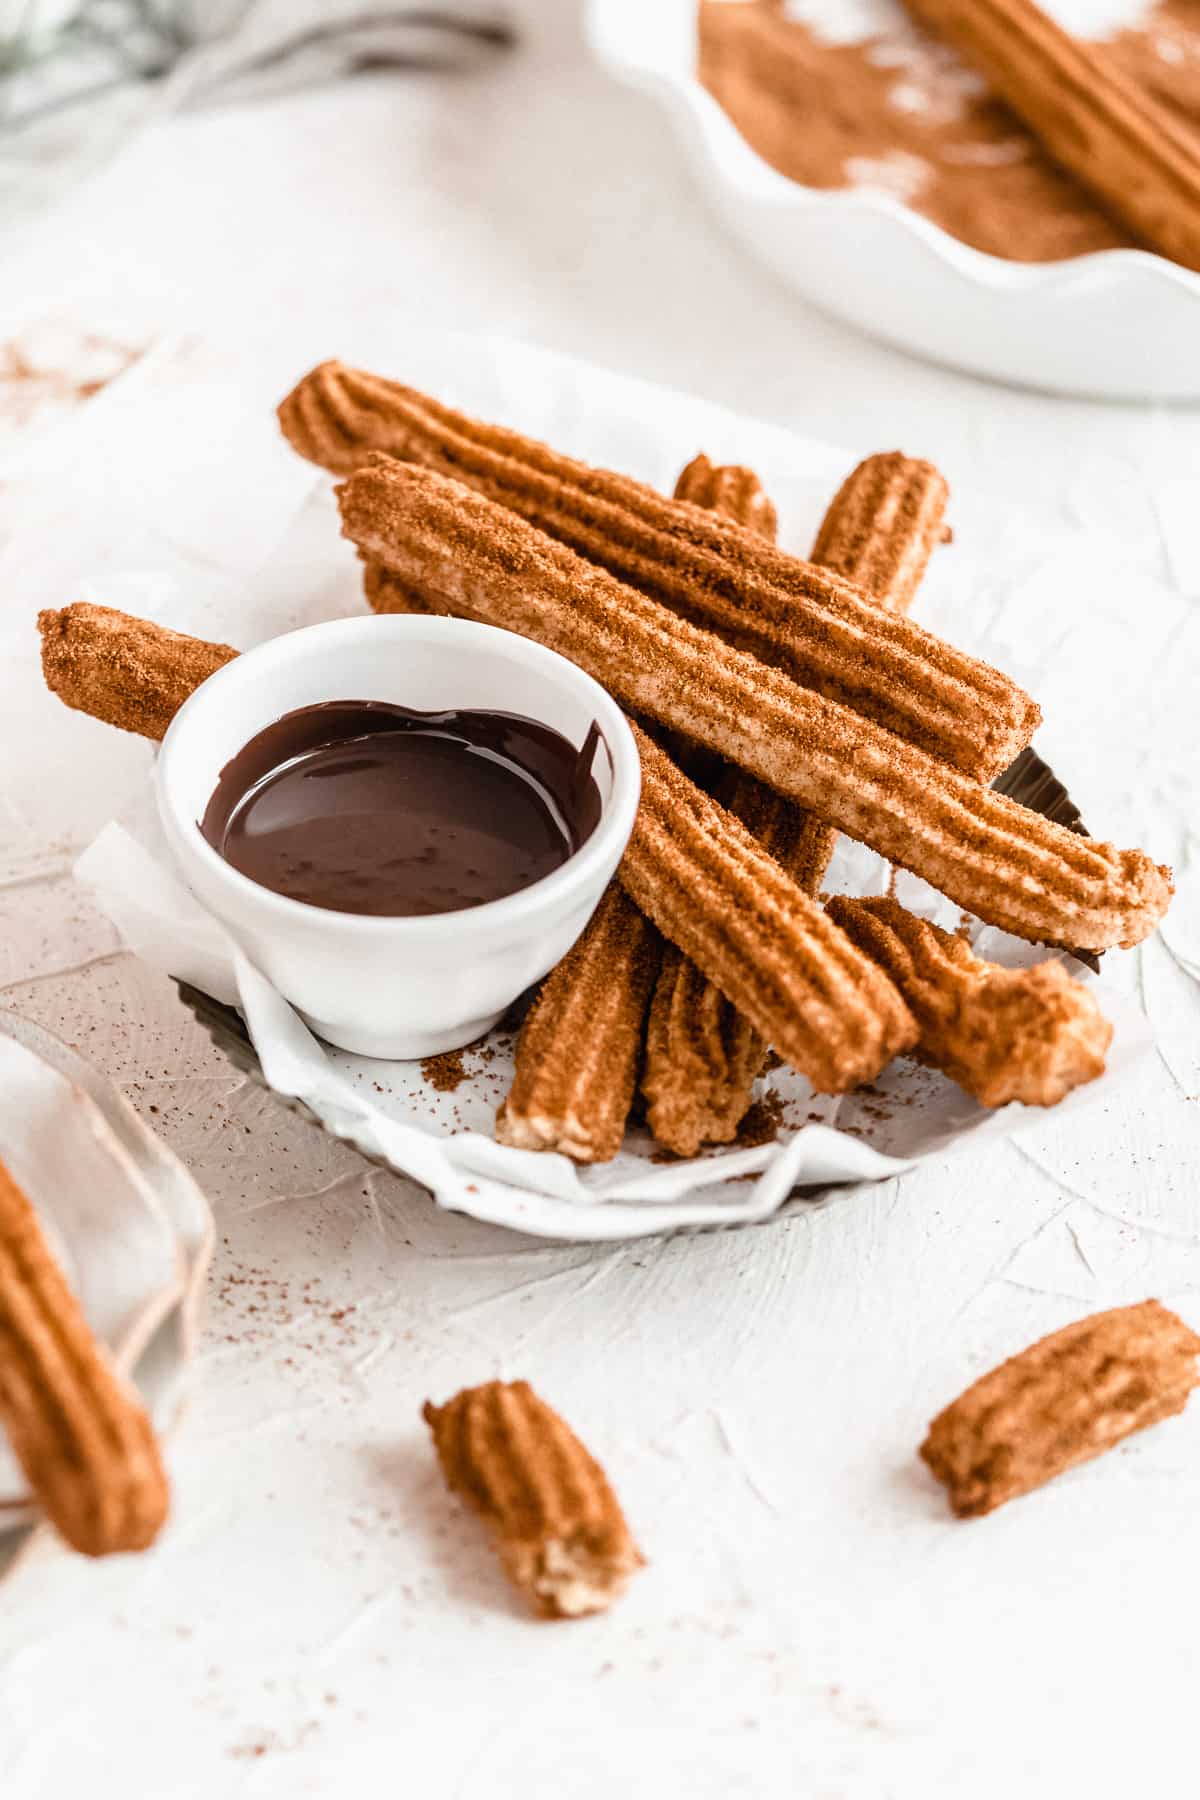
[698,0,1200,262]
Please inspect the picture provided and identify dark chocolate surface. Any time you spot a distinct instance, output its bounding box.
[201,700,603,917]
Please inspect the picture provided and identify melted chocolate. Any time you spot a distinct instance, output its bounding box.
[201,701,603,917]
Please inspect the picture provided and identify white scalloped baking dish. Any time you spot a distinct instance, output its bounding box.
[585,0,1200,399]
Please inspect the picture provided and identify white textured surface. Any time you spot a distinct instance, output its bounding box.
[1,4,1199,1793]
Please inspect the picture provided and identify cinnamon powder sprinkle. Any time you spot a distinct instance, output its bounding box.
[698,0,1200,263]
[421,1048,468,1093]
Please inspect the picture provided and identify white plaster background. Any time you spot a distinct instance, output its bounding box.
[0,4,1199,1794]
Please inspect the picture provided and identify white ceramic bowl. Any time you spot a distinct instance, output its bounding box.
[157,616,640,1059]
[585,0,1200,399]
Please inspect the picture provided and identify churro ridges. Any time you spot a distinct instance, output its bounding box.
[0,1156,169,1557]
[284,362,1039,782]
[921,1300,1200,1518]
[423,1380,643,1618]
[621,725,917,1093]
[828,895,1112,1107]
[38,603,237,742]
[496,884,661,1163]
[673,452,778,538]
[810,452,951,617]
[340,458,1171,952]
[642,947,762,1154]
[901,0,1200,272]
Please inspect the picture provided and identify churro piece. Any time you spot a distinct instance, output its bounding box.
[901,0,1200,272]
[348,461,1170,951]
[423,1380,643,1618]
[496,883,661,1162]
[0,1156,169,1556]
[620,725,917,1093]
[281,362,1038,780]
[921,1300,1200,1518]
[38,602,237,741]
[827,895,1112,1107]
[673,451,778,538]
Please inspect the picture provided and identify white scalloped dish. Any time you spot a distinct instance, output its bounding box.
[585,0,1200,399]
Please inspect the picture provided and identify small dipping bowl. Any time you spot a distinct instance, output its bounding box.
[157,616,640,1058]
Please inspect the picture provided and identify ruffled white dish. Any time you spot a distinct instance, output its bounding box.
[0,1017,212,1579]
[584,0,1200,399]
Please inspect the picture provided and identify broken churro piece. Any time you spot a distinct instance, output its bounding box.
[827,895,1112,1107]
[496,883,661,1162]
[921,1300,1200,1517]
[0,1156,170,1556]
[38,602,237,741]
[282,361,1039,780]
[423,1380,643,1618]
[900,0,1200,272]
[348,459,1171,952]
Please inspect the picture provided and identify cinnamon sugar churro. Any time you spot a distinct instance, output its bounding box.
[496,883,660,1162]
[643,452,948,1153]
[424,1380,643,1618]
[281,362,1038,781]
[0,1156,169,1557]
[497,455,770,1163]
[620,725,917,1094]
[39,602,237,741]
[921,1300,1200,1517]
[827,895,1112,1108]
[901,0,1200,272]
[673,452,778,538]
[346,460,1170,952]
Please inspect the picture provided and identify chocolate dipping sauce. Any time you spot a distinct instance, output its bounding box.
[201,701,604,917]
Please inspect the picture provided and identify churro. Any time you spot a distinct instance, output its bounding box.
[347,460,1170,951]
[38,602,237,742]
[643,452,947,1153]
[281,362,1038,781]
[673,451,778,538]
[921,1300,1200,1517]
[498,453,773,1164]
[496,883,661,1162]
[423,1380,643,1618]
[827,895,1112,1107]
[620,724,917,1093]
[0,1155,169,1556]
[901,0,1200,272]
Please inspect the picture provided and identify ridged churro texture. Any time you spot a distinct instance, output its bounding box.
[620,724,917,1093]
[644,452,950,1153]
[343,459,1171,951]
[810,451,951,615]
[495,884,661,1162]
[901,0,1200,272]
[0,1156,170,1557]
[281,361,1039,780]
[423,1380,643,1618]
[673,451,779,538]
[921,1300,1200,1517]
[38,602,237,741]
[827,896,1112,1108]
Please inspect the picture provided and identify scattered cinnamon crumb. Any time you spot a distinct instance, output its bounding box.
[421,1048,467,1093]
[734,1092,785,1148]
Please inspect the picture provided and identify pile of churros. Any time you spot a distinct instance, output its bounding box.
[38,359,1172,1164]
